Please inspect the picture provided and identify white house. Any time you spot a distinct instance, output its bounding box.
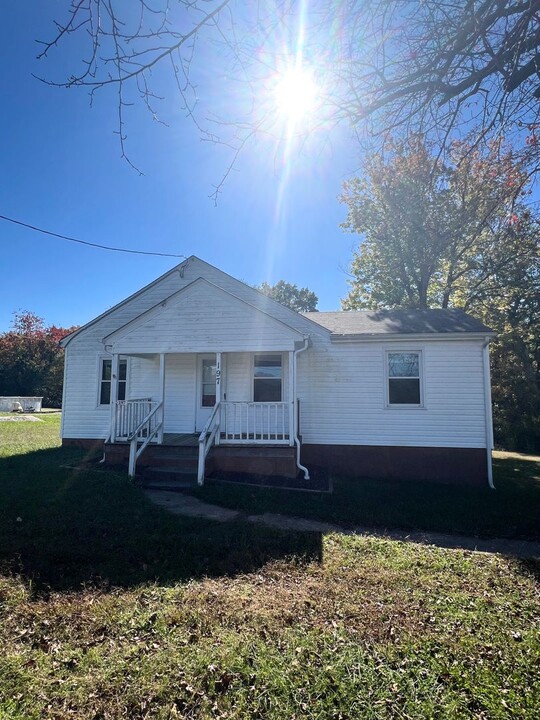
[60,256,495,487]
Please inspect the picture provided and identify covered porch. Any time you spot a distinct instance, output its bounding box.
[101,277,310,482]
[105,349,305,482]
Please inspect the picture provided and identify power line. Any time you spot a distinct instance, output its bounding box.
[0,214,186,259]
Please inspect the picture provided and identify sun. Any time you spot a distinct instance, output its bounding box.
[273,65,319,128]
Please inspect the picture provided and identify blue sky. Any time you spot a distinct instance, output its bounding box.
[0,4,361,332]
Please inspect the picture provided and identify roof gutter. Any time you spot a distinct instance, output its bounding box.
[293,337,310,481]
[330,331,496,343]
[482,336,495,489]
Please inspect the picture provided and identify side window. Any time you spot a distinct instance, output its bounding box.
[387,352,421,405]
[253,354,282,402]
[99,358,127,404]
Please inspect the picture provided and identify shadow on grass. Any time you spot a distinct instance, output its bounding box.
[0,447,321,595]
[191,454,540,543]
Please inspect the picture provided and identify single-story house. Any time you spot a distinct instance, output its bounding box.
[60,256,495,487]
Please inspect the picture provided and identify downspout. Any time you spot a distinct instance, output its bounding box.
[482,336,495,489]
[293,337,310,480]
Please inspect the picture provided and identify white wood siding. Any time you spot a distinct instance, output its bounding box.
[297,337,487,448]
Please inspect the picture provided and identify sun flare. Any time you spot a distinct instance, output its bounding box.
[273,65,319,127]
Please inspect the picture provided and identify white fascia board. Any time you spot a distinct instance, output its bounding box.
[330,332,496,343]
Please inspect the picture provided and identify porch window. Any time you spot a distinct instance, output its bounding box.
[100,358,127,405]
[387,352,422,405]
[253,354,282,402]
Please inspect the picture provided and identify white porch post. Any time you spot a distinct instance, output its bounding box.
[288,350,295,446]
[215,352,222,445]
[110,353,119,443]
[158,353,165,444]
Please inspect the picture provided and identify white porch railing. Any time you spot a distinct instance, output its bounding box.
[115,398,155,441]
[197,402,221,485]
[221,401,289,444]
[127,401,164,478]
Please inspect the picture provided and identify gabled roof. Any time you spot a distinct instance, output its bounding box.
[303,309,493,336]
[61,255,325,347]
[103,277,305,344]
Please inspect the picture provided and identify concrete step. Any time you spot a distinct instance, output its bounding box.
[140,455,199,469]
[140,466,198,490]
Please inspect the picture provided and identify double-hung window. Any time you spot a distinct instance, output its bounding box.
[253,354,282,402]
[99,358,127,405]
[387,351,422,406]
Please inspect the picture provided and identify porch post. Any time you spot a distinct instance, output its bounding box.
[158,353,165,444]
[110,353,119,443]
[288,350,295,446]
[215,352,222,445]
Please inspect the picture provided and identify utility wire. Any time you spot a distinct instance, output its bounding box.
[0,214,186,259]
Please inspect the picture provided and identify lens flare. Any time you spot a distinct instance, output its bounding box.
[273,65,319,127]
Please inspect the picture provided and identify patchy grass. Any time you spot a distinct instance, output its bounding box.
[192,451,540,541]
[0,416,539,718]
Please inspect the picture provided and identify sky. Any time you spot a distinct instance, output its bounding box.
[0,3,362,333]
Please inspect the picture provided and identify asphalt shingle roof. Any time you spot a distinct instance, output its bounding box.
[302,309,493,335]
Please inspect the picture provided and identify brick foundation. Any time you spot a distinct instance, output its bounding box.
[301,444,488,485]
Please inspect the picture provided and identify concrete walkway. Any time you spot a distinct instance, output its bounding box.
[146,489,540,560]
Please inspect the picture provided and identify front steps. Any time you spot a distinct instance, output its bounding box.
[104,440,298,487]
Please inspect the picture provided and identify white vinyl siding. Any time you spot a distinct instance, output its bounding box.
[296,337,487,448]
[107,280,302,354]
[61,257,487,449]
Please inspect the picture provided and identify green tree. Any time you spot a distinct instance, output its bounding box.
[341,138,540,451]
[256,281,318,313]
[0,311,77,407]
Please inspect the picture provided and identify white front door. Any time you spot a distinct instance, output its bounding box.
[195,354,217,431]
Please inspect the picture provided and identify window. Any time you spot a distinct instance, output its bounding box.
[99,358,127,405]
[201,359,217,407]
[387,352,421,405]
[253,354,282,402]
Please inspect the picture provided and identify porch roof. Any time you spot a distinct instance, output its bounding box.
[103,278,306,353]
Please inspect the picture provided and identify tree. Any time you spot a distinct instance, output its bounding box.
[40,2,540,177]
[0,312,77,407]
[341,138,540,452]
[340,136,536,311]
[256,281,318,312]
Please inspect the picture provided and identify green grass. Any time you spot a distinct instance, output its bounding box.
[191,452,540,541]
[0,415,539,718]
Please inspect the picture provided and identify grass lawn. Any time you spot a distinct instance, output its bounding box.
[0,415,539,718]
[192,452,540,541]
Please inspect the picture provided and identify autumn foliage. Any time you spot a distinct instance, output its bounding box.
[0,312,77,408]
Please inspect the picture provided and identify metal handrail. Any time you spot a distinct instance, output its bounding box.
[197,401,221,485]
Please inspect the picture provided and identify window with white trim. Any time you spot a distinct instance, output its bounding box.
[253,354,282,402]
[99,358,127,405]
[387,352,422,405]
